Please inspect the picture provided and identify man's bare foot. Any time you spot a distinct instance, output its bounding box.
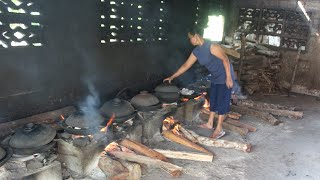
[210,129,225,139]
[198,123,213,129]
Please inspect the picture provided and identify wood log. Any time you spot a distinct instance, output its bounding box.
[185,128,251,153]
[109,151,183,177]
[201,109,241,120]
[220,45,240,58]
[199,113,248,136]
[238,99,296,111]
[231,105,282,125]
[222,121,249,137]
[153,149,214,162]
[162,130,213,155]
[225,119,257,132]
[118,139,169,162]
[98,156,129,178]
[118,160,142,180]
[280,81,320,98]
[179,126,198,143]
[238,100,302,119]
[0,106,76,138]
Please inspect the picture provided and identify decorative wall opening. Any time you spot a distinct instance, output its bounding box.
[0,0,43,48]
[100,0,169,43]
[237,8,311,51]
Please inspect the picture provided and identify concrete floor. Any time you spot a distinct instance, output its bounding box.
[142,94,320,180]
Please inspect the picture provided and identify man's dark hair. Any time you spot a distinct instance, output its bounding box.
[188,27,202,36]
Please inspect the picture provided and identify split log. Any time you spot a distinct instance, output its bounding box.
[280,81,320,98]
[222,121,249,137]
[118,160,142,180]
[162,130,213,155]
[153,149,214,162]
[231,105,282,125]
[0,106,76,138]
[201,109,241,120]
[118,139,168,162]
[238,99,296,111]
[199,113,248,136]
[220,45,240,58]
[238,100,302,119]
[98,156,129,179]
[179,126,198,143]
[109,151,183,177]
[225,119,257,132]
[185,129,251,152]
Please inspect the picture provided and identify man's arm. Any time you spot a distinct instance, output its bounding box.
[210,44,233,88]
[164,53,197,83]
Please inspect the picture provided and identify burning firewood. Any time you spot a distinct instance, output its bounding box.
[109,151,183,177]
[181,128,252,153]
[162,130,213,155]
[118,139,169,162]
[153,149,214,162]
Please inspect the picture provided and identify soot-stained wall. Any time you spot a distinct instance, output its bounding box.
[0,0,199,123]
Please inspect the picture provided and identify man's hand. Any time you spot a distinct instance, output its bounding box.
[226,77,233,89]
[163,77,174,83]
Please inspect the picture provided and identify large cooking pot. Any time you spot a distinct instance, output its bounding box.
[100,98,136,123]
[131,91,161,111]
[9,123,56,149]
[0,147,5,160]
[65,110,105,129]
[154,82,180,103]
[0,147,12,167]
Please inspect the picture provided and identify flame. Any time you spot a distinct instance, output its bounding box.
[194,95,202,100]
[60,115,65,120]
[203,98,210,109]
[181,98,189,102]
[172,124,181,136]
[162,116,182,135]
[100,113,116,133]
[71,135,85,139]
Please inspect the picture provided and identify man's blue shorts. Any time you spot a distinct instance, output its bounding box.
[210,83,232,115]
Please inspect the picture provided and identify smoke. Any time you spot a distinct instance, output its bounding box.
[78,80,102,127]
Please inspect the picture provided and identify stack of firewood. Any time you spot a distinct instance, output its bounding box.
[237,43,282,95]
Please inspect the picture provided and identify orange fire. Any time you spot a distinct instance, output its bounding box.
[194,95,202,100]
[181,98,189,102]
[162,116,181,135]
[71,134,85,139]
[203,98,210,110]
[100,113,116,133]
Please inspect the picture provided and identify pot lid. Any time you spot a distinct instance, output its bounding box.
[100,98,135,118]
[9,123,56,149]
[131,91,160,107]
[155,83,180,93]
[65,111,105,129]
[0,147,5,160]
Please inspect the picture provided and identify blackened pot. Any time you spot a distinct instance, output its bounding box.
[9,123,56,149]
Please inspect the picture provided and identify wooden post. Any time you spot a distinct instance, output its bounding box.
[288,48,302,96]
[238,34,246,81]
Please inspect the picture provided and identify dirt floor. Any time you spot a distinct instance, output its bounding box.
[139,94,320,180]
